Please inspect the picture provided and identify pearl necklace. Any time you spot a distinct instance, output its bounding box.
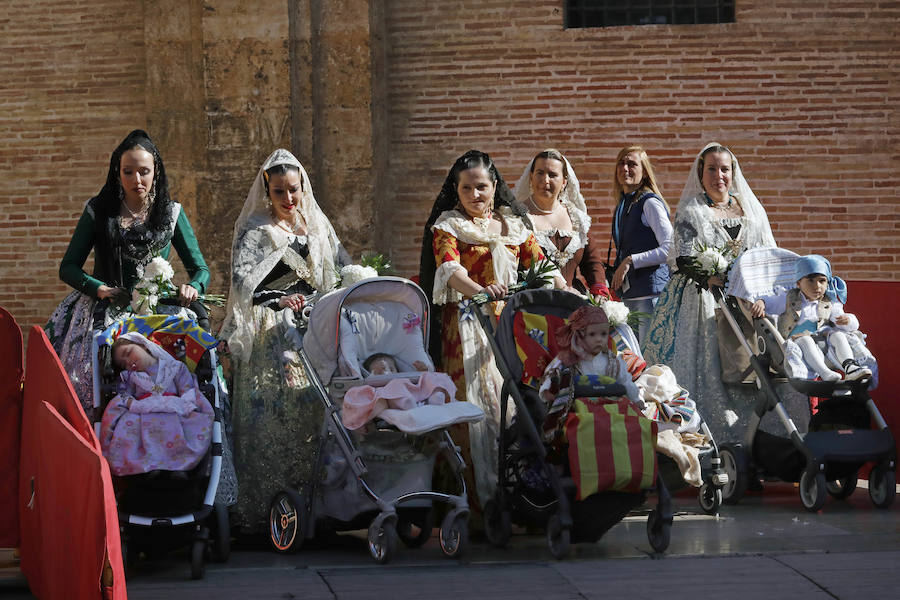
[528,196,556,215]
[471,210,493,231]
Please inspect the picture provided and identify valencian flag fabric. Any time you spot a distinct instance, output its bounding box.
[565,397,657,499]
[513,310,566,387]
[98,315,217,372]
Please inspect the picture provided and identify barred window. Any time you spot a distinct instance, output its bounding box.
[565,0,735,28]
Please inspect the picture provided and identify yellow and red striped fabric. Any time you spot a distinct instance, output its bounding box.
[565,397,657,498]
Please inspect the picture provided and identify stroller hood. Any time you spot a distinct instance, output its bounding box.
[303,277,430,384]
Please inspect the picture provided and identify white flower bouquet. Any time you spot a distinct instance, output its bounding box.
[130,256,226,314]
[131,257,176,315]
[338,264,379,288]
[675,242,734,293]
[590,296,650,330]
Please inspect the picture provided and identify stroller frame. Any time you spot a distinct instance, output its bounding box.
[714,288,896,511]
[268,277,472,564]
[90,300,229,579]
[473,289,673,557]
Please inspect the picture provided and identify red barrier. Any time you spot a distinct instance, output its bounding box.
[847,281,900,461]
[18,326,125,600]
[0,308,24,547]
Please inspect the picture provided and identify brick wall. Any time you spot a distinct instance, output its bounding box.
[380,0,900,282]
[0,0,147,336]
[1,0,898,339]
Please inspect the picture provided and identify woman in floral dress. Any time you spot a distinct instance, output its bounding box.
[418,149,565,507]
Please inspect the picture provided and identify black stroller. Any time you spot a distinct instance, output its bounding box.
[474,289,675,557]
[91,302,230,579]
[715,248,895,511]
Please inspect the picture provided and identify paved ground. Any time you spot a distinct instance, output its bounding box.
[3,481,899,599]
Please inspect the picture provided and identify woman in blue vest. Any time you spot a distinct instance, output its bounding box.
[609,145,672,342]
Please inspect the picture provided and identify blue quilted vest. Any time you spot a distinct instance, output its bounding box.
[612,192,671,299]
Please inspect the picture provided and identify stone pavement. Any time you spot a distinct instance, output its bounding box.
[3,481,899,599]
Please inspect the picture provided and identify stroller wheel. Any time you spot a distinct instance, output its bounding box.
[826,472,858,500]
[484,499,511,548]
[212,502,231,562]
[720,445,749,505]
[190,536,206,580]
[397,509,433,548]
[868,464,896,509]
[546,513,571,560]
[646,509,671,553]
[799,470,827,512]
[269,489,306,554]
[698,482,723,515]
[439,512,468,559]
[367,519,398,564]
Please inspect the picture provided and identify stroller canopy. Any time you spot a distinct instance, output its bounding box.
[304,277,431,383]
[726,247,800,302]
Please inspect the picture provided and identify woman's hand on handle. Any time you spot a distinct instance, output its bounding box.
[97,284,130,307]
[750,299,766,318]
[612,256,631,291]
[178,283,200,306]
[278,293,307,312]
[478,282,508,301]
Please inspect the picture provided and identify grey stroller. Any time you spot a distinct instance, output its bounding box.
[267,277,484,563]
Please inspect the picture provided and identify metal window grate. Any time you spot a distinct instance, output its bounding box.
[566,0,735,28]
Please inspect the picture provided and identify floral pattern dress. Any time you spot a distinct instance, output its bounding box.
[431,208,548,506]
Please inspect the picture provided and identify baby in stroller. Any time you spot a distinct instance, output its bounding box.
[363,352,428,375]
[100,331,214,477]
[539,305,643,431]
[749,254,874,383]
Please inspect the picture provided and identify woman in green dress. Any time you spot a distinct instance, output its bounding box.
[46,130,210,415]
[219,148,350,535]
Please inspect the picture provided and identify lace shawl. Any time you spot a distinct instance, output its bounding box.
[430,206,535,306]
[221,149,350,362]
[671,142,777,266]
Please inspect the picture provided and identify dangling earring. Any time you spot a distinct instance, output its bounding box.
[117,181,125,203]
[147,186,156,205]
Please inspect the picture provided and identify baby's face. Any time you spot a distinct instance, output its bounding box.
[368,356,398,375]
[798,274,828,301]
[580,323,610,356]
[113,342,156,372]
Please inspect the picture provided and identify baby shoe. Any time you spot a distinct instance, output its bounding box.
[842,359,872,381]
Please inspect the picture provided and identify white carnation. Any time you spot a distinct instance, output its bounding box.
[147,294,159,310]
[339,264,378,288]
[143,256,174,281]
[697,248,728,276]
[145,282,158,295]
[599,300,630,326]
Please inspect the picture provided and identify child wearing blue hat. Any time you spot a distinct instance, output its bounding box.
[750,254,872,382]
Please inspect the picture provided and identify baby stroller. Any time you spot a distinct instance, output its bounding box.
[715,247,895,511]
[475,289,706,558]
[91,306,229,580]
[268,276,483,564]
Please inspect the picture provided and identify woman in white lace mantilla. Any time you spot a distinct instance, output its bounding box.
[220,148,350,534]
[418,150,565,509]
[513,149,610,299]
[642,143,792,444]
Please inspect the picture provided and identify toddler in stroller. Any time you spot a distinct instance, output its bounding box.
[100,331,213,477]
[716,247,894,511]
[749,254,873,383]
[93,315,229,579]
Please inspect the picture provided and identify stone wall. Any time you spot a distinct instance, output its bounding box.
[1,0,898,338]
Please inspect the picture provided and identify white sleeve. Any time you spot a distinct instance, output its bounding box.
[759,291,787,317]
[631,197,673,269]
